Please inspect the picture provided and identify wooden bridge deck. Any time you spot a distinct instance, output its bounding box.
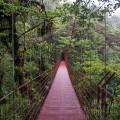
[38,61,86,120]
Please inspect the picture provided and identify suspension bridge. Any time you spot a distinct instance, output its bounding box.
[38,61,86,120]
[0,1,120,120]
[0,50,120,120]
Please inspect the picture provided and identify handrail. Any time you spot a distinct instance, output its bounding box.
[70,67,120,120]
[101,72,115,87]
[97,72,110,85]
[0,70,51,102]
[0,67,55,120]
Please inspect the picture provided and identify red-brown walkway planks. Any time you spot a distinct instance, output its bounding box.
[38,61,86,120]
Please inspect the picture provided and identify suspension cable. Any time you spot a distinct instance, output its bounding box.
[29,0,32,79]
[23,17,26,63]
[103,5,107,120]
[12,2,15,85]
[87,1,92,81]
[104,9,107,73]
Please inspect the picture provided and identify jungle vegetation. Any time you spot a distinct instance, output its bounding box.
[0,0,120,119]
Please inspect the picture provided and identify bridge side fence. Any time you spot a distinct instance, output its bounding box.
[70,69,120,120]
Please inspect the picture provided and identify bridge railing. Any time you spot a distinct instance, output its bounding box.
[0,70,54,120]
[71,71,120,120]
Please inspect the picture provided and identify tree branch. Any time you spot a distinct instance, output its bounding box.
[17,16,60,40]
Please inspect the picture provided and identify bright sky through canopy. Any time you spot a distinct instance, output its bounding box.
[67,0,120,15]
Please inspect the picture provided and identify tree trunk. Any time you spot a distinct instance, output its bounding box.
[11,14,25,87]
[0,72,4,99]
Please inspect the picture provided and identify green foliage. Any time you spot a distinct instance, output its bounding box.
[0,0,120,119]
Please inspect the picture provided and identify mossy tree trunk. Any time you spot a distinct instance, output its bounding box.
[0,71,4,99]
[0,12,25,87]
[12,14,25,87]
